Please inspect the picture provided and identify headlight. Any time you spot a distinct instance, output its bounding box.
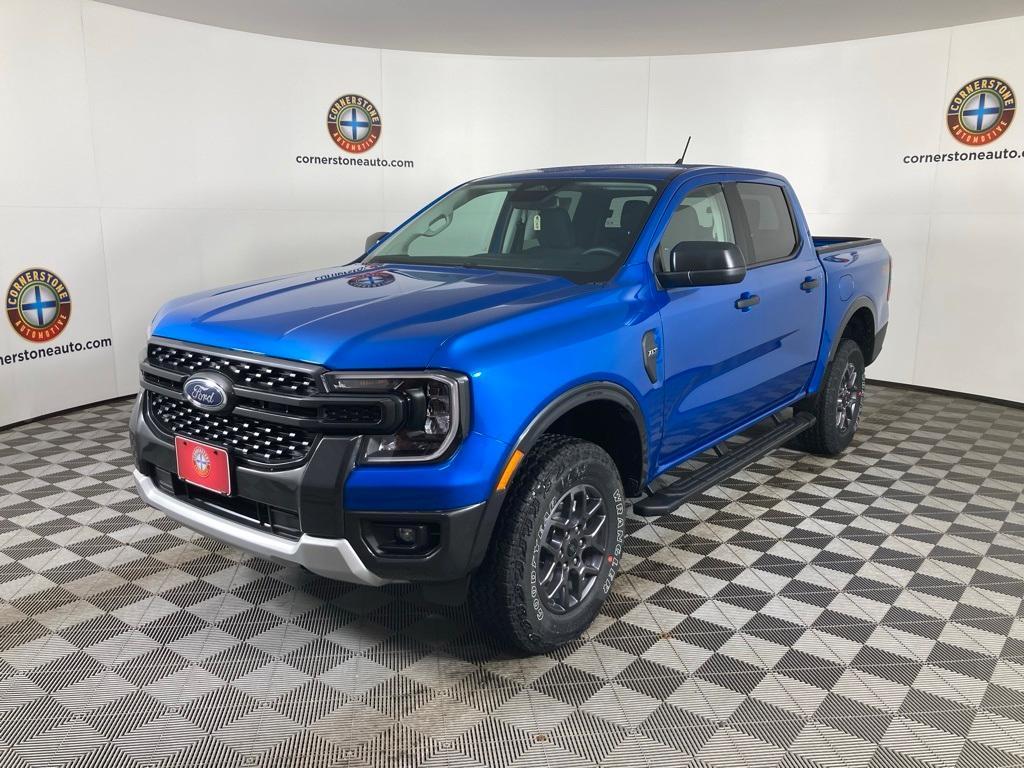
[321,371,465,463]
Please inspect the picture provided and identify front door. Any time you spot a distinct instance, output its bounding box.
[655,179,824,468]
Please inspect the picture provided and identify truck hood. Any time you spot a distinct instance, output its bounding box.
[151,262,588,369]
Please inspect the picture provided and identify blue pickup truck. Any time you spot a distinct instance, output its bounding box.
[130,164,891,652]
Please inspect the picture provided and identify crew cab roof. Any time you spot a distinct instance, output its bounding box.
[476,163,777,183]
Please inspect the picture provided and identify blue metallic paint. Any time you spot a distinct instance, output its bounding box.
[149,164,891,512]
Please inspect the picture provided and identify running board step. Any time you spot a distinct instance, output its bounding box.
[632,412,816,518]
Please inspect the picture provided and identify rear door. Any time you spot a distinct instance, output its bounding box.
[727,180,825,406]
[654,176,824,467]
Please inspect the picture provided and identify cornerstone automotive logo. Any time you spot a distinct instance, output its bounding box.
[327,94,382,153]
[296,94,412,168]
[348,270,395,288]
[6,268,72,343]
[947,77,1016,145]
[191,446,212,478]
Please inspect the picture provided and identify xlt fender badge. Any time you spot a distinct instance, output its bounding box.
[642,330,659,383]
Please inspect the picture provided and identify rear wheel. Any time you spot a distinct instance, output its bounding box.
[470,435,625,654]
[792,339,865,456]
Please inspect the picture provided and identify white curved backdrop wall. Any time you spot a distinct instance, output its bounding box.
[2,0,1022,426]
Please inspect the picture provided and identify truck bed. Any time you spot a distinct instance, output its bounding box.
[813,235,882,255]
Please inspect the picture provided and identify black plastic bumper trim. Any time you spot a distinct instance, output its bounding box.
[130,393,493,582]
[343,502,488,582]
[871,322,887,364]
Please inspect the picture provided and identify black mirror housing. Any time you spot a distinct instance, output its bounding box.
[658,241,746,288]
[365,231,389,253]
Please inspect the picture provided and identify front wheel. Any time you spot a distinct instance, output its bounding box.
[792,338,866,456]
[470,435,625,654]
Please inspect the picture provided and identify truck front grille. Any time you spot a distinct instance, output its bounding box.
[148,343,321,396]
[140,339,406,469]
[148,393,315,465]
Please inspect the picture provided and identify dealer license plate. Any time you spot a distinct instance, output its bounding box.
[175,436,232,495]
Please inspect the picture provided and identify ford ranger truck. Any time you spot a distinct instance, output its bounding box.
[130,164,891,653]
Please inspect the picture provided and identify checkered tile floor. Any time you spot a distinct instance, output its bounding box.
[2,386,1024,768]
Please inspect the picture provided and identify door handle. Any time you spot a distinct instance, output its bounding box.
[734,293,760,311]
[801,277,820,292]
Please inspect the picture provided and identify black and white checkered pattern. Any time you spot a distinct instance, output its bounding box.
[1,386,1023,767]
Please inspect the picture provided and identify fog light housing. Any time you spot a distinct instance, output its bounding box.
[366,522,439,555]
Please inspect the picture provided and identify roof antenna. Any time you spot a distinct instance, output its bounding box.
[674,136,692,165]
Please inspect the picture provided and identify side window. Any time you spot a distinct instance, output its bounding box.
[407,190,507,257]
[656,184,734,269]
[735,183,797,264]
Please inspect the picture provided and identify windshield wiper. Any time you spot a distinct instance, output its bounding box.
[367,255,493,270]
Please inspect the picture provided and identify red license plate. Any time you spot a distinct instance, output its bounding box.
[175,437,232,495]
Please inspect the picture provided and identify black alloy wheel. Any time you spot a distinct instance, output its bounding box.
[536,484,610,615]
[835,360,864,434]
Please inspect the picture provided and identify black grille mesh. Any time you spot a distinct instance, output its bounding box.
[322,403,383,424]
[149,393,315,464]
[148,344,320,396]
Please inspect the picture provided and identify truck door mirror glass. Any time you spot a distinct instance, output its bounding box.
[364,231,389,253]
[659,241,746,288]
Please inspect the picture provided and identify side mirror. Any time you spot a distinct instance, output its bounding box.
[364,231,389,253]
[658,241,746,288]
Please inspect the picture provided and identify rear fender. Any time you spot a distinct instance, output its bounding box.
[808,296,875,394]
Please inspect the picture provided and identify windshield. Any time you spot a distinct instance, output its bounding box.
[365,179,661,282]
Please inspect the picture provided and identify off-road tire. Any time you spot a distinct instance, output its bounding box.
[469,435,625,654]
[792,339,866,456]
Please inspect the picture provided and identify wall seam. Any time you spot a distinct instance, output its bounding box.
[77,0,122,396]
[644,56,653,162]
[378,45,388,230]
[910,27,954,390]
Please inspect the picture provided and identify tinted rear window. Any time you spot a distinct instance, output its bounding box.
[736,183,797,264]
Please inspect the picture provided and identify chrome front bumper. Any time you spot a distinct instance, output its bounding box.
[133,470,395,586]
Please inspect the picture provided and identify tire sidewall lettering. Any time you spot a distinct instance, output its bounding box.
[529,523,545,622]
[603,487,624,595]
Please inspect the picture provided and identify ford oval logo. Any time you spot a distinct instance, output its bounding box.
[183,374,231,413]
